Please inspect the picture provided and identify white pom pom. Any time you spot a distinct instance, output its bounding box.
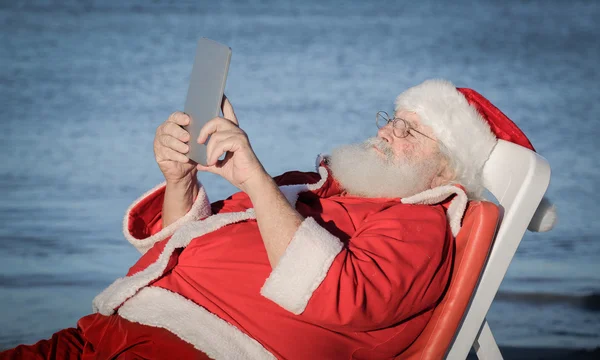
[527,197,557,232]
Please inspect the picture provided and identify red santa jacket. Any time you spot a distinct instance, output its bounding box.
[91,161,454,359]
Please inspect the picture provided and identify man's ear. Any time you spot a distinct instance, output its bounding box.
[430,160,455,189]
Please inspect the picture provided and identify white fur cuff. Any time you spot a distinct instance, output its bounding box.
[260,217,343,315]
[123,181,212,254]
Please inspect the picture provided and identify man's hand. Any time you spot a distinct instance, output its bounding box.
[154,111,201,228]
[154,111,197,183]
[196,97,267,194]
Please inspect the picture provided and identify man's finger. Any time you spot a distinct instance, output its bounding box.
[206,133,240,166]
[164,122,190,142]
[196,163,221,175]
[159,147,190,164]
[221,95,238,125]
[160,134,189,154]
[197,117,240,145]
[205,130,237,156]
[166,111,190,126]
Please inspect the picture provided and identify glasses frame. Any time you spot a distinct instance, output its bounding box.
[376,111,437,143]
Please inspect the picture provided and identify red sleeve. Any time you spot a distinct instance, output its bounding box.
[126,184,166,240]
[273,170,321,186]
[261,204,453,332]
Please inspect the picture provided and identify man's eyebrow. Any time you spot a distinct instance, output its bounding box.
[395,115,417,129]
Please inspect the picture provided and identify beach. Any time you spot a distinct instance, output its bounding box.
[0,0,598,355]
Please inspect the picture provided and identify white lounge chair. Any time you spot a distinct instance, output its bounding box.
[398,139,553,360]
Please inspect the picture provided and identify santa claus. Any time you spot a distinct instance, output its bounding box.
[1,79,555,359]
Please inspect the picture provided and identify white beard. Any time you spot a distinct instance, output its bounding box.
[328,137,440,199]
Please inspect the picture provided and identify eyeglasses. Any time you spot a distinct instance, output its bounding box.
[376,111,436,142]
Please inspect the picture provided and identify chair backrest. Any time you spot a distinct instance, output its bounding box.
[446,139,551,359]
[397,140,552,359]
[397,200,499,360]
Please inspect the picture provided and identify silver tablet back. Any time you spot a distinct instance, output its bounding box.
[184,38,231,165]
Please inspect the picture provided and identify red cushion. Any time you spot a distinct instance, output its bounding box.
[398,201,499,360]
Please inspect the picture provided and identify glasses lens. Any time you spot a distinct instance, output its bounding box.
[376,112,388,129]
[393,118,408,138]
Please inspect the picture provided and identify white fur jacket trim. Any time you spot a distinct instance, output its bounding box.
[401,184,468,237]
[118,286,276,360]
[93,208,256,315]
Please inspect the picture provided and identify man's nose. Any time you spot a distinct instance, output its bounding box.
[377,124,394,142]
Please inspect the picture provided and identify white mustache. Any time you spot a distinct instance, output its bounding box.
[363,137,394,159]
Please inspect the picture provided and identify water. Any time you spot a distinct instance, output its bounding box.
[1,0,599,351]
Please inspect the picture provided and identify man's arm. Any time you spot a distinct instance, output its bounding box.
[244,171,304,268]
[261,204,453,332]
[162,172,199,229]
[196,125,305,267]
[195,96,304,268]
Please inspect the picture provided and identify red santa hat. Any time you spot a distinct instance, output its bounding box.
[395,79,556,233]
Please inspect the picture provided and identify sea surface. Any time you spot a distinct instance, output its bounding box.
[1,0,599,351]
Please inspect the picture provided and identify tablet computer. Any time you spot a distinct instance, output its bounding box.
[183,38,232,165]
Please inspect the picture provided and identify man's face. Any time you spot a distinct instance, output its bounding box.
[328,110,445,199]
[374,110,441,163]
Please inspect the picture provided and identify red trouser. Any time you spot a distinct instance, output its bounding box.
[0,313,211,359]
